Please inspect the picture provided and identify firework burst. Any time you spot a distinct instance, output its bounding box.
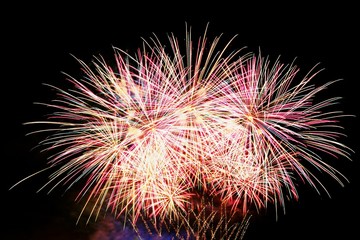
[11,25,353,239]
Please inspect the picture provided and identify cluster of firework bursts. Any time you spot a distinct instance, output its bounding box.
[14,27,352,239]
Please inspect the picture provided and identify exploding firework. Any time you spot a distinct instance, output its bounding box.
[11,25,353,239]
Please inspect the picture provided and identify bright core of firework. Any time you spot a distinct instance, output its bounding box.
[12,26,353,239]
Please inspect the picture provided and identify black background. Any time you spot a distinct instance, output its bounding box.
[3,2,359,239]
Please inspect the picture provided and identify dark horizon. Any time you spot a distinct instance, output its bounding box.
[3,3,359,239]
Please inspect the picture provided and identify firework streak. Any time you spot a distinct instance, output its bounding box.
[12,27,353,239]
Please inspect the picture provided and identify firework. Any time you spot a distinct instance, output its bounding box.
[11,25,353,239]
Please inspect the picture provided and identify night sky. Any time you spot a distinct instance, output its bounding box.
[3,3,359,240]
